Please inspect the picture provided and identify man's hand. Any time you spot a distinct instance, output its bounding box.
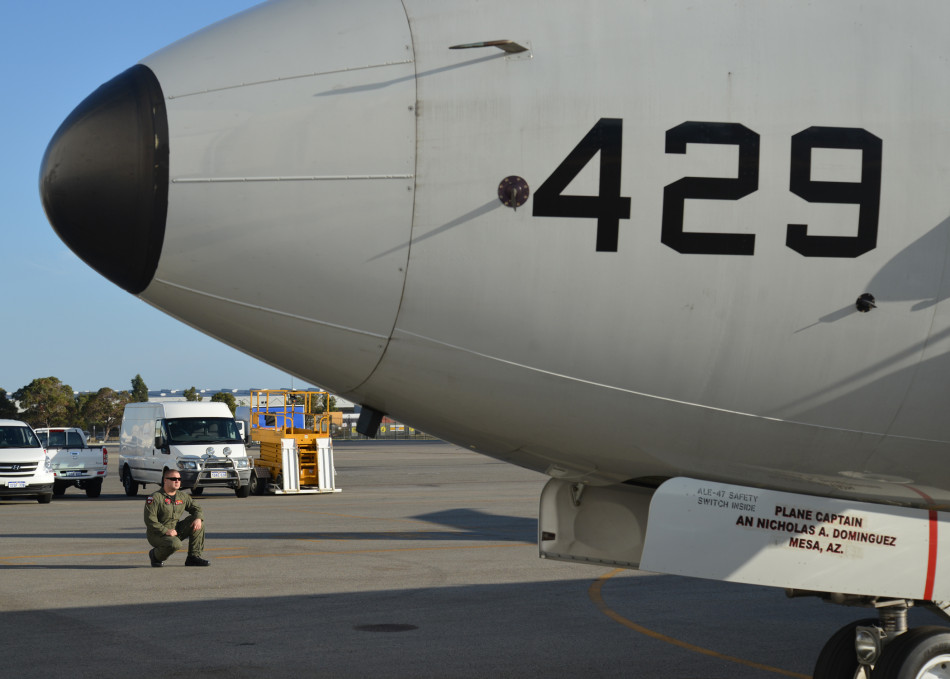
[193,518,202,531]
[166,529,178,537]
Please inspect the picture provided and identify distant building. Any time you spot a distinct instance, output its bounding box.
[146,388,356,412]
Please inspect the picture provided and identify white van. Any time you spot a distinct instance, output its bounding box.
[119,402,253,498]
[0,419,54,504]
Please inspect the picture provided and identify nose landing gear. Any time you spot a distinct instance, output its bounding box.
[873,627,950,678]
[808,594,950,678]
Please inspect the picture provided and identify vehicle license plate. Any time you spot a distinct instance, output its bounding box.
[66,471,83,477]
[7,481,26,488]
[210,471,227,479]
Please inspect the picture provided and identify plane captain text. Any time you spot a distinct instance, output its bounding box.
[731,505,899,555]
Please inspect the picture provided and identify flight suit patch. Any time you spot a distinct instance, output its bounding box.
[146,497,153,505]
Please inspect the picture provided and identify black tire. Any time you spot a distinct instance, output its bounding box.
[235,481,250,498]
[873,626,950,678]
[37,493,52,504]
[85,478,103,498]
[247,471,261,496]
[191,486,204,496]
[122,466,139,496]
[52,481,67,497]
[813,618,879,678]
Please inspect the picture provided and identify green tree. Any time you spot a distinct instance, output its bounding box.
[130,374,149,402]
[0,389,19,419]
[183,386,202,402]
[81,388,130,440]
[73,392,92,426]
[210,391,236,414]
[14,377,74,429]
[313,392,337,414]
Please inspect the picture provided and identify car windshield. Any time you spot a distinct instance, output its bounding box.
[164,417,241,444]
[0,426,42,449]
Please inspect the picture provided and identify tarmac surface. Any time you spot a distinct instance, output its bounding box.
[0,440,942,678]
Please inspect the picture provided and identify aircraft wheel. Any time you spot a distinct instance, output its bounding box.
[873,626,950,678]
[122,466,138,496]
[813,619,879,679]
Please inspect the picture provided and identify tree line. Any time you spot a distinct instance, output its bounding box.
[1,374,237,437]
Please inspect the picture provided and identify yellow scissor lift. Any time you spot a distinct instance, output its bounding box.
[249,389,342,495]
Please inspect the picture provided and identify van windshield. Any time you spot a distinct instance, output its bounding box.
[164,418,242,445]
[0,426,42,449]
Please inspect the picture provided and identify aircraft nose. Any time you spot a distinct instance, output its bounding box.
[39,64,168,295]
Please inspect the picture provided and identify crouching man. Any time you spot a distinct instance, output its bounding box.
[144,471,210,567]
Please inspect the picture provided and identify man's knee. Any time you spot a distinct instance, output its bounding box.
[149,534,182,560]
[178,517,205,537]
[148,533,178,548]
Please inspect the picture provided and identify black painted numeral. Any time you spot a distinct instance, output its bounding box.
[786,127,882,258]
[532,120,882,259]
[661,122,760,255]
[532,118,632,252]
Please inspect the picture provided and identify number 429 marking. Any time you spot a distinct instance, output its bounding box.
[532,118,882,258]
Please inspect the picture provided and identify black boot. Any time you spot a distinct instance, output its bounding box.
[185,554,210,567]
[149,549,164,567]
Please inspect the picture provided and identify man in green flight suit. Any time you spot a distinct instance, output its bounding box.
[144,470,210,567]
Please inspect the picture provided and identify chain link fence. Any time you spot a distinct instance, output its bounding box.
[333,424,440,442]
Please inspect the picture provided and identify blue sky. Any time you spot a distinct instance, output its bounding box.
[1,1,307,394]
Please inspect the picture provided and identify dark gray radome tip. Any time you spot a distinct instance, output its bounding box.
[40,64,169,295]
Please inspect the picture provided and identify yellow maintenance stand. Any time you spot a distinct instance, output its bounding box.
[249,389,342,495]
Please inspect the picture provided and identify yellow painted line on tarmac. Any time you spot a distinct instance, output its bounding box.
[0,542,528,562]
[283,510,466,524]
[282,499,539,514]
[217,543,527,559]
[589,569,808,679]
[0,546,241,561]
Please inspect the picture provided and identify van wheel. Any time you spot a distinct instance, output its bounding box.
[53,481,67,496]
[37,493,52,504]
[85,478,103,498]
[191,487,204,496]
[122,466,139,496]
